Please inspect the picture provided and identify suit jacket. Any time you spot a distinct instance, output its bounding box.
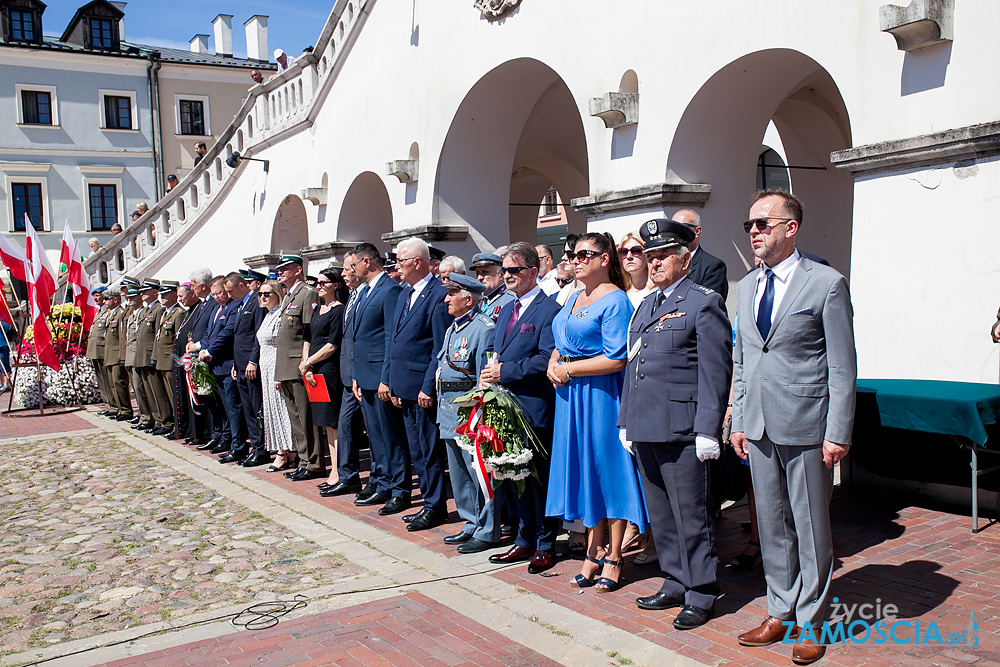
[339,288,359,387]
[731,255,857,446]
[388,277,451,400]
[201,298,239,376]
[103,305,126,366]
[154,304,184,369]
[174,303,199,362]
[123,304,142,366]
[351,273,402,391]
[274,281,318,382]
[484,290,560,429]
[618,278,732,442]
[233,291,265,369]
[688,247,729,301]
[135,302,164,367]
[86,306,108,360]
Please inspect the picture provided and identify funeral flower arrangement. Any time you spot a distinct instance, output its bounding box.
[452,384,547,494]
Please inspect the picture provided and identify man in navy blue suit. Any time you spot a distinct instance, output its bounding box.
[184,269,220,448]
[387,237,452,532]
[197,276,245,462]
[348,243,411,515]
[225,271,268,467]
[480,241,562,574]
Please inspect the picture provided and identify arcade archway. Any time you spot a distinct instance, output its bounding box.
[338,171,393,250]
[270,194,309,255]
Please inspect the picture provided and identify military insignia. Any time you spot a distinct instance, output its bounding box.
[492,305,501,317]
[646,220,658,235]
[663,312,685,319]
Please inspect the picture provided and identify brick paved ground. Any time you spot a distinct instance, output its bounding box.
[0,407,93,439]
[93,593,561,667]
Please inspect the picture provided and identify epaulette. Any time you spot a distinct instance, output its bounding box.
[691,284,715,295]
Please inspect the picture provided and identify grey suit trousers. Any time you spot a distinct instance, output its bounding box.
[445,438,499,543]
[748,433,834,627]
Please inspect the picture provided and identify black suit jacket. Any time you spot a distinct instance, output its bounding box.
[233,292,266,369]
[174,299,213,362]
[688,247,729,300]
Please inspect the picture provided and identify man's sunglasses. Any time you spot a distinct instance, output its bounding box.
[743,217,793,233]
[501,266,531,275]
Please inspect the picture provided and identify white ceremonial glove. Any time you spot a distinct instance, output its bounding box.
[619,428,634,456]
[695,434,721,462]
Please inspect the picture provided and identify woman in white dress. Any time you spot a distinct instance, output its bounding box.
[255,279,298,472]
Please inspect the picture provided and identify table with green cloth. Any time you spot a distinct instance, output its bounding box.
[855,379,1000,532]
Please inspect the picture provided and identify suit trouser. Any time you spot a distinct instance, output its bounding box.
[149,369,174,429]
[91,359,110,408]
[445,438,499,542]
[130,366,152,424]
[509,426,559,552]
[217,373,245,453]
[106,363,131,416]
[359,388,410,498]
[336,387,366,485]
[400,398,446,513]
[635,441,720,610]
[280,379,322,471]
[748,433,834,627]
[236,368,265,457]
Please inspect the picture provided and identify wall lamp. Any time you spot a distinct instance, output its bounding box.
[226,151,269,172]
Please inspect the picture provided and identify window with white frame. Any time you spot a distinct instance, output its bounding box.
[15,84,58,126]
[2,167,50,232]
[174,94,210,136]
[80,172,124,232]
[98,89,138,131]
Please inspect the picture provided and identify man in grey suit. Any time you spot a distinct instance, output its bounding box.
[731,189,856,666]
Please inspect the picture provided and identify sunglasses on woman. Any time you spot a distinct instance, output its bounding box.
[259,291,275,297]
[570,249,602,262]
[618,246,643,258]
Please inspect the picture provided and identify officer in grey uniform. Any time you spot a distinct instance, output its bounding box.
[618,219,732,631]
[436,273,499,553]
[471,253,515,321]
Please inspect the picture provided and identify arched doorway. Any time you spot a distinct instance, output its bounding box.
[435,58,589,251]
[270,194,309,255]
[338,171,393,250]
[667,49,853,276]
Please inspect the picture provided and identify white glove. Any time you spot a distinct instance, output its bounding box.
[619,428,634,456]
[695,434,720,462]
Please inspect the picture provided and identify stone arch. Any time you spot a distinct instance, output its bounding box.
[338,171,392,250]
[435,58,589,250]
[667,49,854,275]
[270,194,309,254]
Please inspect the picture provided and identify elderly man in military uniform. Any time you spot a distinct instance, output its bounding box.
[135,279,165,432]
[436,273,499,553]
[123,285,151,429]
[618,219,732,631]
[471,252,514,321]
[86,287,111,415]
[274,254,324,480]
[150,281,182,437]
[102,289,131,421]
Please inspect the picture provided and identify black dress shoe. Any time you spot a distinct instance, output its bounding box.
[355,491,390,506]
[132,423,153,431]
[319,480,361,497]
[97,410,110,416]
[195,441,216,451]
[355,482,378,501]
[457,537,495,554]
[402,509,428,524]
[149,427,169,436]
[636,592,684,611]
[116,414,132,422]
[673,605,712,630]
[443,531,473,545]
[241,455,271,467]
[406,509,445,532]
[379,497,411,516]
[283,467,304,478]
[128,417,140,425]
[289,468,324,481]
[218,452,244,464]
[209,444,230,454]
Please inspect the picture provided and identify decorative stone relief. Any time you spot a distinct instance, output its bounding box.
[588,93,639,129]
[474,0,521,21]
[879,0,953,51]
[386,159,418,183]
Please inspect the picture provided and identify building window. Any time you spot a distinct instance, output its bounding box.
[20,90,51,125]
[542,187,559,217]
[11,10,36,42]
[88,184,118,231]
[104,95,132,129]
[89,17,113,49]
[179,99,205,135]
[12,183,43,232]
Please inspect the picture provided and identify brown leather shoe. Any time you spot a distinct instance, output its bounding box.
[738,616,799,647]
[792,636,826,665]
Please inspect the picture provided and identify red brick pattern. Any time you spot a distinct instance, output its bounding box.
[92,593,560,667]
[0,406,93,439]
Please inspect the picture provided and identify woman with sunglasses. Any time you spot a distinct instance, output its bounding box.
[255,279,298,471]
[300,268,349,492]
[619,232,654,309]
[545,232,648,593]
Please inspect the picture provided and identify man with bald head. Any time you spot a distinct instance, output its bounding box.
[672,209,728,300]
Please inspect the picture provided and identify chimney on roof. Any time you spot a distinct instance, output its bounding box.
[244,15,269,62]
[190,34,209,54]
[110,1,126,40]
[213,14,233,57]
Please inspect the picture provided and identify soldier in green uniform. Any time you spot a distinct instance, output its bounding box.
[150,280,182,436]
[102,289,131,421]
[135,279,165,432]
[85,287,111,414]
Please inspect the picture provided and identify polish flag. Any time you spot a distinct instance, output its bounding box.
[0,276,14,328]
[60,222,97,330]
[24,256,59,372]
[23,214,57,316]
[0,234,26,282]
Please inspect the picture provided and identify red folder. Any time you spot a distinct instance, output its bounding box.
[305,374,331,402]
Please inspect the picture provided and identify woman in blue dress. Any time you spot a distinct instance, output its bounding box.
[546,231,648,592]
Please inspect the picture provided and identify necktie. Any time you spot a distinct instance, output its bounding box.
[756,268,775,339]
[397,287,412,331]
[344,287,359,325]
[653,291,665,311]
[503,300,521,342]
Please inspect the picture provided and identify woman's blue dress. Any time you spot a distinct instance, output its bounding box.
[545,289,648,529]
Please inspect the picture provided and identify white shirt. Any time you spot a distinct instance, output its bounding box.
[754,249,801,326]
[538,270,560,297]
[511,284,541,322]
[408,272,434,309]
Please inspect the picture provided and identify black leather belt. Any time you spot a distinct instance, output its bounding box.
[439,379,475,392]
[558,355,591,363]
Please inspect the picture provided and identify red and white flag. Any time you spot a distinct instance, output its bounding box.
[0,234,27,282]
[60,221,97,330]
[23,214,56,316]
[0,276,14,328]
[24,256,59,372]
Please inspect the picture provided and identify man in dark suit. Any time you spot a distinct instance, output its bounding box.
[173,283,203,442]
[186,269,222,448]
[673,209,728,300]
[198,276,245,463]
[226,271,269,467]
[619,220,733,631]
[322,252,368,497]
[480,242,562,575]
[349,243,409,512]
[386,237,451,532]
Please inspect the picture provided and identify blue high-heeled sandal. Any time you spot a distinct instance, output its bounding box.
[594,557,624,593]
[570,555,603,588]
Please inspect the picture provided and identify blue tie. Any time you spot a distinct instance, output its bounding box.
[756,268,775,339]
[397,287,412,332]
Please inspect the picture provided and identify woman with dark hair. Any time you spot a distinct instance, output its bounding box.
[299,267,347,492]
[546,232,647,593]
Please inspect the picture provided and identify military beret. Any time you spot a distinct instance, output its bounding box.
[91,286,107,295]
[639,219,695,253]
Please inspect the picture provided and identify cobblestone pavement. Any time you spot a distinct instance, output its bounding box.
[0,433,360,657]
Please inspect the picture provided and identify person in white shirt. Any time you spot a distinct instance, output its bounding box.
[535,244,561,297]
